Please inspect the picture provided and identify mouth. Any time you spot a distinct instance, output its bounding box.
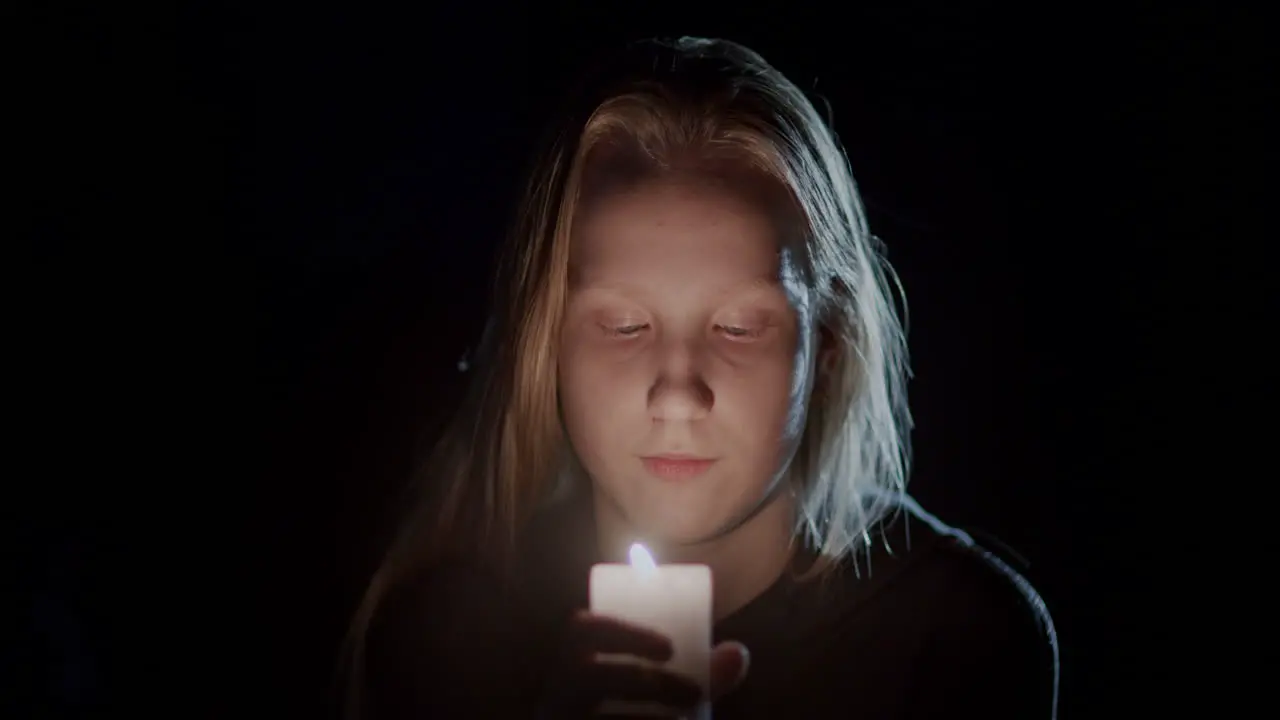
[640,455,718,480]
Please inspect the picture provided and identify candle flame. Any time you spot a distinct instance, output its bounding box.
[628,542,657,570]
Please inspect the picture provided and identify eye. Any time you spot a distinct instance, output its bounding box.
[714,324,765,340]
[603,322,650,338]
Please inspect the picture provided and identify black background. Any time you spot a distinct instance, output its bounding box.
[15,2,1249,717]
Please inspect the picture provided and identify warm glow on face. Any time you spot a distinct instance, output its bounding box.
[559,179,805,547]
[629,542,657,570]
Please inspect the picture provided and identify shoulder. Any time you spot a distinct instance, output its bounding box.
[901,522,1054,640]
[880,501,1061,719]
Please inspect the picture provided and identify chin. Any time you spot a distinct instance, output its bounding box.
[594,467,762,549]
[628,504,730,548]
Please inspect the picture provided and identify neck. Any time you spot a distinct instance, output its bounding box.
[595,493,797,621]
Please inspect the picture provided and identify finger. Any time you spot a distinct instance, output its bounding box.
[585,661,703,709]
[571,610,675,662]
[709,641,750,700]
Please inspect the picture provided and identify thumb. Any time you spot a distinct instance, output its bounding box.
[708,641,750,700]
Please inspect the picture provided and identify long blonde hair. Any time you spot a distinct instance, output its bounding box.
[342,36,911,715]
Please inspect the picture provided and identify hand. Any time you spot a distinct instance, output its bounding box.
[537,609,751,718]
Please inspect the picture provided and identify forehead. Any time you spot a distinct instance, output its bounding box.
[570,178,782,289]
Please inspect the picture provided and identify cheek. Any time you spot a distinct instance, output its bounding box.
[558,346,633,457]
[719,361,798,441]
[558,348,592,424]
[561,344,624,403]
[711,348,798,438]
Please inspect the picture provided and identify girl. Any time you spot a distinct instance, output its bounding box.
[347,37,1057,719]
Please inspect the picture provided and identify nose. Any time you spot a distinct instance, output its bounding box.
[647,337,714,422]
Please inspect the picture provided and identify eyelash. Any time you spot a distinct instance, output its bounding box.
[604,323,649,337]
[715,324,764,340]
[601,323,764,340]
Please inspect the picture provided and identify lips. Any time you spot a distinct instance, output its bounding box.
[641,456,717,480]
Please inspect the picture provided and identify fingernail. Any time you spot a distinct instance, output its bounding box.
[737,645,751,682]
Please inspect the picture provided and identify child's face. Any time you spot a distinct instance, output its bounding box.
[559,177,816,546]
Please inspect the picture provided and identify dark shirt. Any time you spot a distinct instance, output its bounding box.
[365,498,1058,719]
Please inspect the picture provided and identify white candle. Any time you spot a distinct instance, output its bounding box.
[589,543,713,719]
